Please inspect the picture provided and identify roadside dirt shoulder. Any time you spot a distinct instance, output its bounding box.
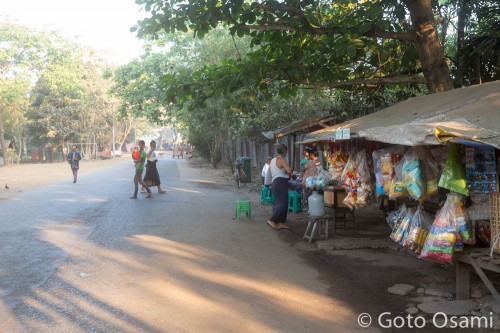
[0,158,124,200]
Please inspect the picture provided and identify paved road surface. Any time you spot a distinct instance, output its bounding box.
[0,157,372,332]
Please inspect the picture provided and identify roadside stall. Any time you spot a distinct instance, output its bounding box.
[296,81,500,302]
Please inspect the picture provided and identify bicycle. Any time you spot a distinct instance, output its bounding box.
[234,162,247,188]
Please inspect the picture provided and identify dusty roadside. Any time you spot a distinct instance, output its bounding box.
[187,159,500,331]
[1,156,498,331]
[0,158,123,200]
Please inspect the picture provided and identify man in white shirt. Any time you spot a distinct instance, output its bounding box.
[261,157,272,185]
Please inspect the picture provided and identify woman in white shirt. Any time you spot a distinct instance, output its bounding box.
[142,140,167,194]
[266,144,292,230]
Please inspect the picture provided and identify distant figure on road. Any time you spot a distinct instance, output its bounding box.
[130,140,152,199]
[66,145,81,183]
[142,140,167,194]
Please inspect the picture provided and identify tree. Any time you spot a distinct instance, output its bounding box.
[28,38,86,148]
[134,0,454,102]
[433,1,499,86]
[0,22,48,165]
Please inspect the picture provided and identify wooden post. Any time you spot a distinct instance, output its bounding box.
[456,261,470,300]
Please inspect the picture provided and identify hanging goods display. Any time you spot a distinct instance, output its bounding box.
[420,193,474,264]
[373,147,404,196]
[438,143,469,196]
[389,159,408,200]
[402,149,426,201]
[341,150,372,209]
[405,206,434,253]
[328,151,349,181]
[465,146,497,194]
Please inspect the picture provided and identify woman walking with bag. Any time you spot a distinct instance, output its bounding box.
[265,143,292,230]
[142,140,166,194]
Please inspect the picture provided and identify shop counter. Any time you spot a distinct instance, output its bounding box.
[324,186,355,233]
[454,247,500,304]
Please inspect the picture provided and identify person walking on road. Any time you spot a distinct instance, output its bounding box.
[141,140,166,194]
[265,144,292,230]
[66,145,82,183]
[130,140,152,199]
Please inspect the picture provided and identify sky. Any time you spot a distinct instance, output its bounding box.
[1,0,148,65]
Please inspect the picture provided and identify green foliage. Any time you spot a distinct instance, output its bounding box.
[1,21,123,156]
[132,0,440,109]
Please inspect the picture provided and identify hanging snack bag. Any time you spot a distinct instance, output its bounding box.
[355,183,372,207]
[402,149,426,201]
[372,149,385,195]
[390,208,414,243]
[329,151,349,181]
[417,147,440,198]
[405,206,433,253]
[343,191,357,210]
[386,204,408,230]
[420,194,459,264]
[373,147,404,196]
[341,155,359,189]
[438,143,469,197]
[449,193,475,245]
[389,159,408,200]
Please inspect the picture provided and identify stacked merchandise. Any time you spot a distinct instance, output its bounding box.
[373,147,403,197]
[419,193,475,264]
[388,205,434,254]
[373,147,440,202]
[465,146,497,194]
[340,150,372,209]
[328,151,349,181]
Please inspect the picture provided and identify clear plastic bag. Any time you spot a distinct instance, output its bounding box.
[402,149,426,201]
[341,155,358,189]
[373,147,405,196]
[328,151,349,181]
[389,159,409,200]
[391,208,414,243]
[417,147,440,199]
[405,206,434,253]
[386,204,407,230]
[420,192,470,264]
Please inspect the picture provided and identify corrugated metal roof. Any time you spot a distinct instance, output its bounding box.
[261,115,341,140]
[297,81,500,148]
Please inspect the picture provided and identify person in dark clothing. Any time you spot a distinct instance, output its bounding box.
[266,143,293,230]
[66,145,82,183]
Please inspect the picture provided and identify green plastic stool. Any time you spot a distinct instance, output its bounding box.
[235,200,251,220]
[261,185,274,204]
[288,191,302,213]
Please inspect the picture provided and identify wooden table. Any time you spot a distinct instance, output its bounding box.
[323,186,355,233]
[453,248,500,303]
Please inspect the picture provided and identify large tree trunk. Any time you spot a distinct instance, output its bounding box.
[404,0,454,93]
[455,0,470,87]
[0,108,11,166]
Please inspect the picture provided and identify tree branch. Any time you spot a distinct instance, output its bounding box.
[247,2,415,41]
[366,30,415,42]
[294,76,427,88]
